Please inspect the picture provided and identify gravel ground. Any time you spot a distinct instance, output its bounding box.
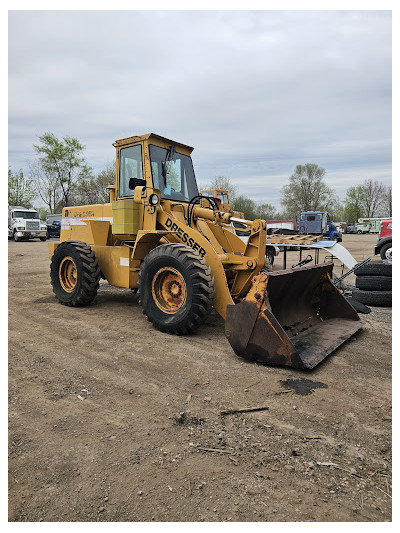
[8,233,391,522]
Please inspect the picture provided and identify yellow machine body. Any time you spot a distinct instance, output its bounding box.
[49,133,361,369]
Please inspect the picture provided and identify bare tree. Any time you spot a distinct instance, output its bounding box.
[202,176,238,201]
[74,162,116,206]
[382,185,392,217]
[29,160,62,213]
[362,179,385,217]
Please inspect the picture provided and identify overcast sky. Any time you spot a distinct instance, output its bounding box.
[8,9,392,208]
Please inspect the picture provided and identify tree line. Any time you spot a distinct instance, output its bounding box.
[8,132,392,223]
[203,164,392,222]
[8,133,114,220]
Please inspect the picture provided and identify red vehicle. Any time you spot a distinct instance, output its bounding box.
[374,219,392,261]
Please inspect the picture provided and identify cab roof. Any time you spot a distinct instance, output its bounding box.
[113,133,194,154]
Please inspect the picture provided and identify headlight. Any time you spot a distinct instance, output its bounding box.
[17,226,24,230]
[149,193,159,206]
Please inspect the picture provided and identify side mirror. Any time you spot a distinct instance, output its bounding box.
[129,178,146,190]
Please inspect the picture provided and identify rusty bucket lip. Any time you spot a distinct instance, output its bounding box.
[267,262,334,277]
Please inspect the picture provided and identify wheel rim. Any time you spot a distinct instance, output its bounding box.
[385,247,392,261]
[59,256,77,292]
[152,266,187,314]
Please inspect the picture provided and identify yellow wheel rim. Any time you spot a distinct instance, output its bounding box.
[59,256,77,292]
[152,267,187,314]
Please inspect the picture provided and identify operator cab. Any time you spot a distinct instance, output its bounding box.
[115,133,199,203]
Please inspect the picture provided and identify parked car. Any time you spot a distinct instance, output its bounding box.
[374,219,392,261]
[46,214,62,239]
[346,225,357,234]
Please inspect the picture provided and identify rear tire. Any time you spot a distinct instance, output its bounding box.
[380,242,392,261]
[50,240,100,306]
[138,243,215,335]
[352,289,392,307]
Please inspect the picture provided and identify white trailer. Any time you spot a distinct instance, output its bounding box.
[8,206,47,242]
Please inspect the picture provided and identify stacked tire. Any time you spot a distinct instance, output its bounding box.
[352,261,392,307]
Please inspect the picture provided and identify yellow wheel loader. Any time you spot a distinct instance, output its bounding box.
[49,133,361,369]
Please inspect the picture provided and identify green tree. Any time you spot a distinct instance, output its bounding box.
[35,206,50,221]
[344,185,367,223]
[280,164,334,217]
[257,203,277,220]
[8,168,37,207]
[232,195,257,220]
[33,132,93,208]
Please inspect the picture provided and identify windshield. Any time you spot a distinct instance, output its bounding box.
[13,211,39,219]
[149,145,198,202]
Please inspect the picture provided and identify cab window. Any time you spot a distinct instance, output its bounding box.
[119,144,143,197]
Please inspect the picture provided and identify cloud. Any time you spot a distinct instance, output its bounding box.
[8,10,392,208]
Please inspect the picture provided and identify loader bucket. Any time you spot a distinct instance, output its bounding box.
[225,263,361,369]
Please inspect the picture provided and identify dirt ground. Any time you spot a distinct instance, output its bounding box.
[8,233,392,522]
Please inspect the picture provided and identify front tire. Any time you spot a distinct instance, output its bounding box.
[13,231,21,242]
[50,240,100,306]
[380,242,392,261]
[138,243,215,335]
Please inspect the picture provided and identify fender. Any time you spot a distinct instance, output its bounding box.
[156,212,235,319]
[374,235,392,255]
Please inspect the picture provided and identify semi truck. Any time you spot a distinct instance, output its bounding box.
[8,206,47,242]
[296,211,342,241]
